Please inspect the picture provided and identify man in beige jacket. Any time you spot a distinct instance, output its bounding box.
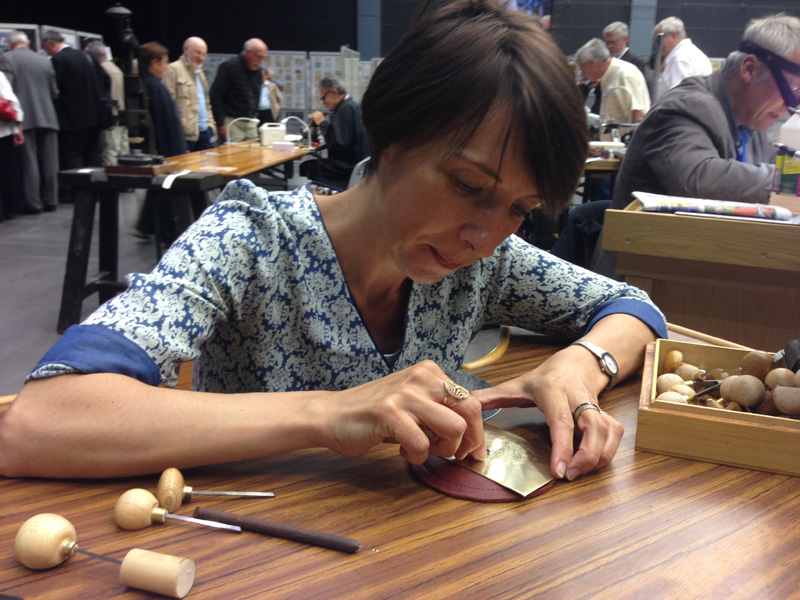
[258,67,283,124]
[162,36,217,150]
[85,41,129,166]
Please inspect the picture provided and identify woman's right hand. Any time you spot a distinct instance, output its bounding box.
[317,360,487,465]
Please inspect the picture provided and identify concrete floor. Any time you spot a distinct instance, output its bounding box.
[0,190,158,393]
[0,174,505,395]
[0,168,315,394]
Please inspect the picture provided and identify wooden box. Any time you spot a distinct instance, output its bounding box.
[636,339,800,476]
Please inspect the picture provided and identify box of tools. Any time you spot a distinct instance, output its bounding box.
[636,339,800,476]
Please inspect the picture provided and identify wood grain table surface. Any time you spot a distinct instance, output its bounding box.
[165,142,308,182]
[2,331,799,599]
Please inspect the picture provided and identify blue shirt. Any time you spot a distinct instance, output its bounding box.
[196,72,209,131]
[258,83,271,111]
[29,181,667,391]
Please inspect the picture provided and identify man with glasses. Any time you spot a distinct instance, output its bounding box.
[210,38,267,143]
[300,77,368,191]
[592,13,800,280]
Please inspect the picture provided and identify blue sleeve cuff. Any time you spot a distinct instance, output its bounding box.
[585,298,668,339]
[28,324,162,386]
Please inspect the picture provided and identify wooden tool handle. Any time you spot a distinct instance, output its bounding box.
[120,548,195,599]
[157,468,189,513]
[193,507,361,553]
[115,489,167,530]
[15,514,77,570]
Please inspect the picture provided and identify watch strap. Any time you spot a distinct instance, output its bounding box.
[571,339,619,391]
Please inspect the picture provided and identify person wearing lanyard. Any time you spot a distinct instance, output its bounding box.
[592,13,800,280]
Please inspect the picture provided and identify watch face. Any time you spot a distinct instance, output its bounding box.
[601,353,618,375]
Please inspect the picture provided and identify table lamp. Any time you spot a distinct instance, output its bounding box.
[281,116,312,148]
[226,117,259,145]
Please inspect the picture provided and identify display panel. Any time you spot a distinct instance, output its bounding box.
[39,25,78,49]
[0,23,40,53]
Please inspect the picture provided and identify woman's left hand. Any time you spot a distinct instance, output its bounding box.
[471,350,624,481]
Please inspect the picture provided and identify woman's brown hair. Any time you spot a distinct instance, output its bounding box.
[361,0,588,216]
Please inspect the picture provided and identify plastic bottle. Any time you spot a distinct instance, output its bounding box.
[777,113,800,195]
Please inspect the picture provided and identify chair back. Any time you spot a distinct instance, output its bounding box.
[347,157,370,189]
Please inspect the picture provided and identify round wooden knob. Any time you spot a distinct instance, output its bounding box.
[15,513,78,570]
[115,489,168,530]
[157,468,192,513]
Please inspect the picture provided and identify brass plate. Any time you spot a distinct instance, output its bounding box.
[449,424,553,497]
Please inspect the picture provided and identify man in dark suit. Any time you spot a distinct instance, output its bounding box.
[42,29,108,202]
[603,22,647,76]
[0,30,60,213]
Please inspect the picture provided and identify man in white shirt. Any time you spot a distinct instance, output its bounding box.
[577,38,650,124]
[653,16,712,99]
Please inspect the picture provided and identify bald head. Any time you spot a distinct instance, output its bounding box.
[183,36,207,68]
[242,38,268,70]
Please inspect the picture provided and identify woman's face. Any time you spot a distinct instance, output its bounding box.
[375,108,541,284]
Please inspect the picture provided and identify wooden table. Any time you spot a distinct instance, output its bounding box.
[583,157,622,202]
[55,143,308,334]
[166,141,309,187]
[3,331,799,599]
[602,194,800,351]
[56,169,224,334]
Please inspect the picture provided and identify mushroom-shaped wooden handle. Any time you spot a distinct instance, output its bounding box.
[15,513,78,570]
[157,468,193,513]
[115,489,168,530]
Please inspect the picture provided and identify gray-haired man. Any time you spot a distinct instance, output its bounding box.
[0,30,60,212]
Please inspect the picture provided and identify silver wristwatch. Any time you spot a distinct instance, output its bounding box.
[571,340,619,391]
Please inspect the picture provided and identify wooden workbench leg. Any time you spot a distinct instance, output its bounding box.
[190,190,212,221]
[170,191,194,238]
[97,189,120,303]
[283,161,294,188]
[57,188,97,334]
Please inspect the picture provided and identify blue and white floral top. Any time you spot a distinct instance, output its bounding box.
[30,180,666,392]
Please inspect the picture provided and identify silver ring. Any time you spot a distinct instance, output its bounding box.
[573,402,602,422]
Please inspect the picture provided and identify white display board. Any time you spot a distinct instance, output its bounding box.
[77,30,106,55]
[0,23,40,54]
[40,25,78,49]
[204,52,235,87]
[309,51,344,112]
[195,49,382,118]
[357,58,381,104]
[263,51,308,111]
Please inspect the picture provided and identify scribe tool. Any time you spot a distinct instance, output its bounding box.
[15,513,196,598]
[193,506,379,554]
[157,467,275,512]
[115,488,242,532]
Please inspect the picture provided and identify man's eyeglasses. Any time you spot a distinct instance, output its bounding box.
[320,90,332,103]
[739,40,800,111]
